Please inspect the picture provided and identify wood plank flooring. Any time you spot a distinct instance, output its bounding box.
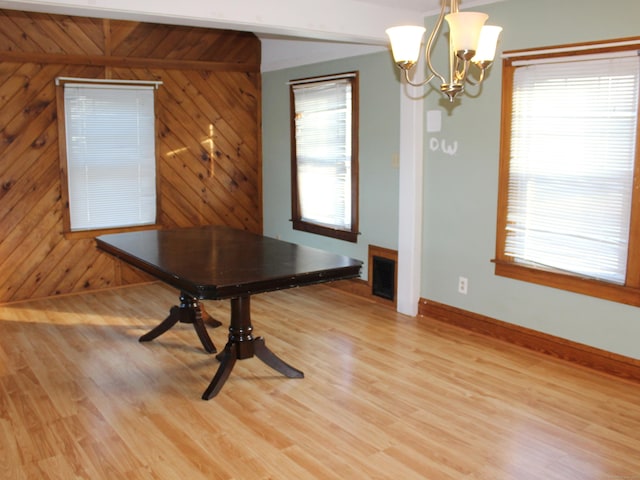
[0,282,639,479]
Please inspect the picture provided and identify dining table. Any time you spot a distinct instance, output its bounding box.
[96,225,363,399]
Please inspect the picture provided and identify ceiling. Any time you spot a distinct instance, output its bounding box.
[0,0,502,71]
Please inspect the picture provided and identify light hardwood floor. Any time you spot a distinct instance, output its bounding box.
[1,282,639,479]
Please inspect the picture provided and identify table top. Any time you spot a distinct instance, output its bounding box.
[96,226,363,300]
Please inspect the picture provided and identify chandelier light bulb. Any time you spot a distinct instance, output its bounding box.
[385,25,426,70]
[472,25,503,64]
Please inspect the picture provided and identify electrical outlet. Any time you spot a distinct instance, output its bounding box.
[458,276,468,295]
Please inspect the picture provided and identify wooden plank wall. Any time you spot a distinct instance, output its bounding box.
[0,9,262,304]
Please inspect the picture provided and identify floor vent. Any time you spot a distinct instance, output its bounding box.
[368,245,398,303]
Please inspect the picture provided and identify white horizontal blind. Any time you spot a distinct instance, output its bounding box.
[64,83,157,231]
[506,52,640,283]
[292,78,352,230]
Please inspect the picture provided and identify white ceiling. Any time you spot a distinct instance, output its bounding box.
[0,0,503,71]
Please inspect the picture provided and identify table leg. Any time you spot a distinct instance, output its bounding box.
[254,337,304,379]
[201,295,303,400]
[202,343,237,400]
[139,291,221,353]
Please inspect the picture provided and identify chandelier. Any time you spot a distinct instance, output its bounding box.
[385,0,502,102]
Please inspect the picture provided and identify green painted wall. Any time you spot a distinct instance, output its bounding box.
[262,51,401,280]
[262,0,640,360]
[422,0,640,360]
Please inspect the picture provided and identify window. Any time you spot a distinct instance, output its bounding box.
[58,79,159,233]
[290,72,359,242]
[494,39,640,306]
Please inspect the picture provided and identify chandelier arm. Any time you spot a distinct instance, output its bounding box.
[455,58,470,83]
[402,69,436,87]
[476,67,487,84]
[465,65,487,86]
[424,0,448,86]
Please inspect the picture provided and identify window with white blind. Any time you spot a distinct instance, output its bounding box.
[58,80,159,233]
[290,72,359,242]
[494,40,640,305]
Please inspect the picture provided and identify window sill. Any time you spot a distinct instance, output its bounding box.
[292,219,358,243]
[493,259,640,308]
[63,224,161,241]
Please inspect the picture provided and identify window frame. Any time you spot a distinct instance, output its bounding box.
[494,38,640,307]
[289,72,359,243]
[56,78,161,239]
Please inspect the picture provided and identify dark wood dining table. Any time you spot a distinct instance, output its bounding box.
[95,225,362,399]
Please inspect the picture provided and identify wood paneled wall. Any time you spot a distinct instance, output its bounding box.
[0,9,262,304]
